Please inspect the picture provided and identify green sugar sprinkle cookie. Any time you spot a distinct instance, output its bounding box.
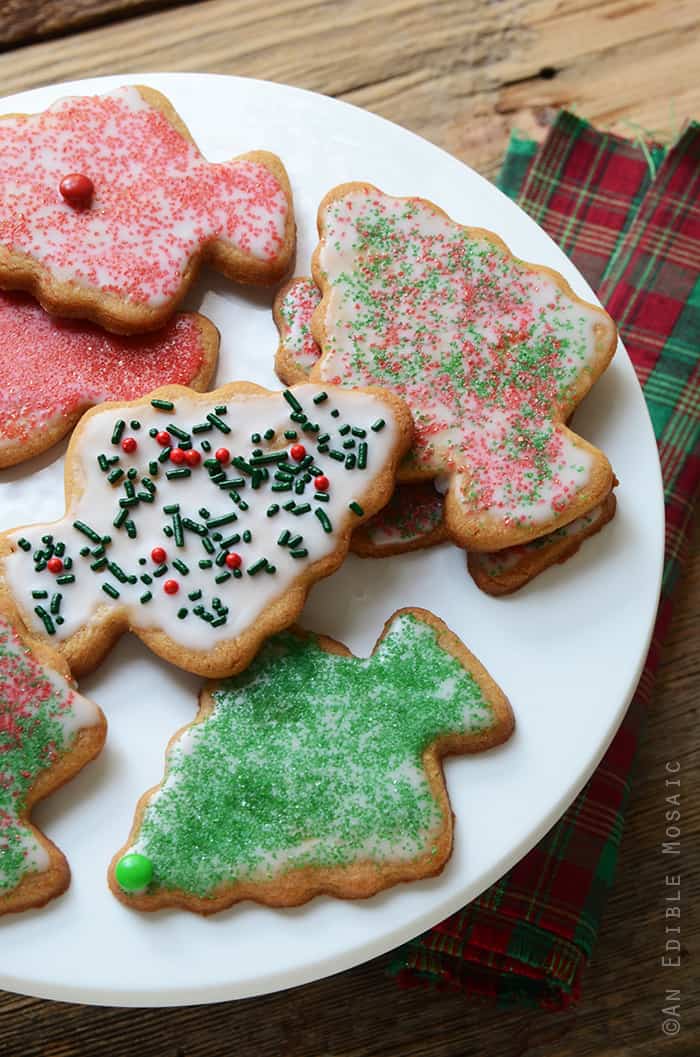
[109,608,513,914]
[0,612,106,916]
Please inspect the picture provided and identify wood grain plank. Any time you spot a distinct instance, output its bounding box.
[0,0,697,177]
[0,0,200,50]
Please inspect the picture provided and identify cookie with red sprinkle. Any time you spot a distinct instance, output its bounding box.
[0,608,106,915]
[468,489,617,596]
[350,481,448,557]
[0,382,412,678]
[273,268,619,576]
[0,85,295,334]
[0,292,219,468]
[310,183,617,552]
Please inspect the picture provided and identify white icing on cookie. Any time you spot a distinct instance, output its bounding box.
[4,385,402,654]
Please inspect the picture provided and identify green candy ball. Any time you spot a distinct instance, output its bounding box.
[115,852,153,893]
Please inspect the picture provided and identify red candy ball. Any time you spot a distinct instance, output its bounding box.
[225,552,242,570]
[169,448,186,464]
[155,430,171,447]
[163,580,179,595]
[215,447,230,464]
[59,173,94,207]
[290,443,306,461]
[151,547,167,564]
[47,557,63,574]
[121,437,137,454]
[314,475,330,492]
[184,449,201,467]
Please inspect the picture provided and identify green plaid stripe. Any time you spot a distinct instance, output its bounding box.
[500,112,666,289]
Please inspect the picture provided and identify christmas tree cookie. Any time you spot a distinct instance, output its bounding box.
[0,291,219,468]
[0,85,295,333]
[351,481,447,556]
[1,382,412,678]
[275,277,447,557]
[468,491,617,595]
[109,608,513,913]
[274,277,323,385]
[273,270,617,579]
[311,184,617,550]
[0,611,106,915]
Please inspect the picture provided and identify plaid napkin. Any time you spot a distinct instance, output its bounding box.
[389,113,700,1008]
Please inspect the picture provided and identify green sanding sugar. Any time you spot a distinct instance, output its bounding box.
[0,618,77,893]
[132,613,496,898]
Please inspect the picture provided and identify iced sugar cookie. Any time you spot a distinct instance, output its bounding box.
[0,611,105,915]
[351,482,447,557]
[1,382,412,678]
[109,608,513,913]
[274,278,447,557]
[0,86,295,333]
[273,277,323,384]
[0,292,218,468]
[468,491,617,596]
[311,184,617,550]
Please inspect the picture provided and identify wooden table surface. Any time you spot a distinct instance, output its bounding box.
[1,3,698,1054]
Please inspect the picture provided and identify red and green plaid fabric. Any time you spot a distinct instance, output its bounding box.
[389,113,700,1008]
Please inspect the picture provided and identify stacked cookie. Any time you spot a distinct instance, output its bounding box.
[1,86,618,917]
[275,187,618,592]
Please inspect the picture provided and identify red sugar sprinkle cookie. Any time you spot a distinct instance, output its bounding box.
[310,184,617,552]
[0,292,219,469]
[0,85,295,334]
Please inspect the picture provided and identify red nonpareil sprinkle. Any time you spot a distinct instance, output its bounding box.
[215,447,230,464]
[314,475,330,491]
[225,552,241,570]
[290,443,306,461]
[121,436,137,454]
[169,448,186,465]
[156,430,171,446]
[151,547,167,564]
[163,579,179,595]
[46,557,63,573]
[184,449,201,467]
[59,173,94,207]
